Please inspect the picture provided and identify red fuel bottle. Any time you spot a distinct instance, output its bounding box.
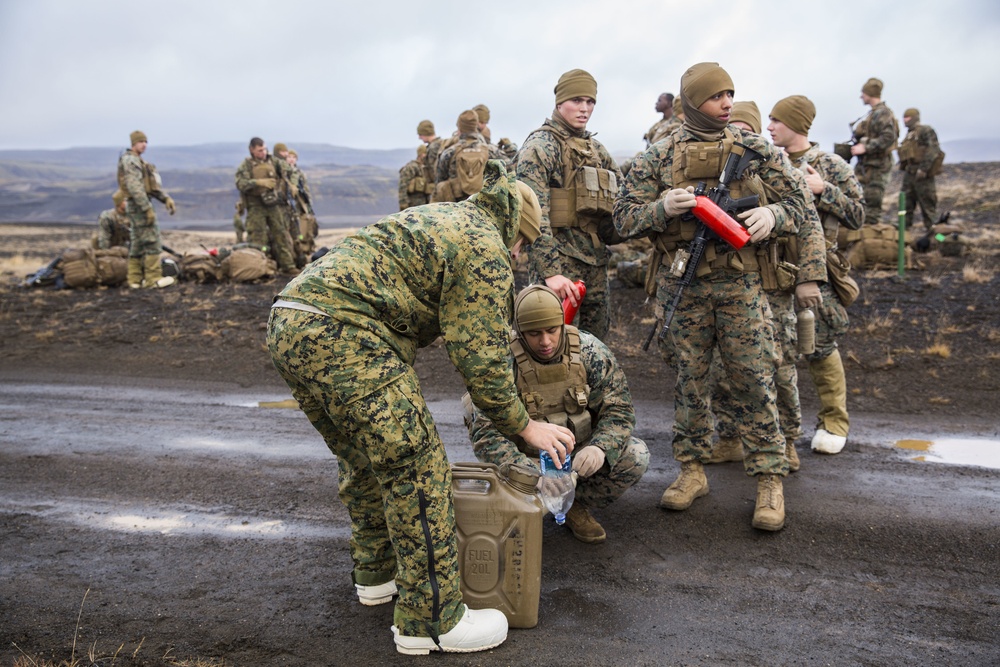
[562,280,586,324]
[691,196,751,249]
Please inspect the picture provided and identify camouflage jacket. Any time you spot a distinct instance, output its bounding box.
[435,132,507,184]
[516,117,623,272]
[854,102,899,163]
[644,116,674,147]
[423,137,447,185]
[784,169,830,287]
[614,125,806,245]
[398,158,429,210]
[468,329,636,471]
[117,149,168,213]
[287,165,314,215]
[792,143,865,234]
[235,155,291,207]
[899,123,942,174]
[96,208,130,249]
[278,160,530,437]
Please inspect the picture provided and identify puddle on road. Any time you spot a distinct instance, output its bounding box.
[896,438,1000,470]
[4,498,349,540]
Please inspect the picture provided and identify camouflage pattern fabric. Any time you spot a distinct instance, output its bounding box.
[797,143,866,235]
[644,117,674,147]
[423,136,446,187]
[118,149,167,258]
[614,125,809,477]
[854,102,899,225]
[808,281,849,361]
[398,158,429,210]
[899,123,941,228]
[266,161,529,638]
[516,117,623,340]
[468,330,649,509]
[96,208,130,250]
[235,156,296,272]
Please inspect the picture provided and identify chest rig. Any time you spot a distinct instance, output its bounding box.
[544,125,618,247]
[510,326,592,455]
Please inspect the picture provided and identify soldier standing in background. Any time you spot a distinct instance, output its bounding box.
[287,148,318,264]
[417,120,445,193]
[94,190,131,250]
[433,110,505,202]
[643,92,675,147]
[851,77,899,224]
[466,285,649,544]
[398,145,430,210]
[517,68,622,341]
[898,108,942,229]
[234,137,299,276]
[614,63,809,531]
[768,95,865,456]
[267,161,572,655]
[473,103,519,162]
[118,130,176,289]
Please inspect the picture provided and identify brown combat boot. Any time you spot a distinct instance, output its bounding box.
[752,474,785,531]
[708,437,743,464]
[659,461,709,510]
[565,503,606,544]
[785,438,800,473]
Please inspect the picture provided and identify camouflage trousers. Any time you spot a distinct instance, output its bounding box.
[712,289,802,444]
[806,281,849,362]
[528,254,610,341]
[246,204,296,272]
[902,171,938,229]
[858,161,893,225]
[266,307,465,639]
[125,205,162,258]
[574,437,650,510]
[659,268,787,477]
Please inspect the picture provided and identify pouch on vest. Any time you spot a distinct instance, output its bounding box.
[251,162,280,206]
[142,162,163,194]
[575,166,617,217]
[407,174,427,194]
[928,150,945,177]
[826,247,860,307]
[431,179,456,203]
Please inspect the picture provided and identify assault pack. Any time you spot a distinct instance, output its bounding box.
[432,139,490,202]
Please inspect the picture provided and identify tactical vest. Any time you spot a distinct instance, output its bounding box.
[510,326,592,456]
[540,125,618,247]
[650,128,773,280]
[250,160,280,206]
[117,152,161,195]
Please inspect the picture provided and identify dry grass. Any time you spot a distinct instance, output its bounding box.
[923,342,951,358]
[921,274,943,288]
[962,259,995,284]
[928,396,953,405]
[871,386,885,399]
[860,312,896,336]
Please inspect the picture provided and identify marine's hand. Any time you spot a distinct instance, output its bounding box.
[662,186,697,217]
[164,196,176,215]
[144,208,156,224]
[256,178,276,190]
[851,143,867,156]
[795,281,823,309]
[544,274,582,308]
[572,446,606,478]
[738,206,776,242]
[804,165,825,196]
[518,419,575,468]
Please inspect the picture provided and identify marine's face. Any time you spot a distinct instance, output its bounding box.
[523,326,563,361]
[556,97,596,130]
[287,154,298,166]
[132,140,147,155]
[698,91,734,123]
[860,91,873,106]
[655,93,671,113]
[250,144,267,160]
[767,118,796,149]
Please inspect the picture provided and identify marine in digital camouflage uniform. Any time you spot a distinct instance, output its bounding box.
[286,148,319,265]
[466,285,649,544]
[898,108,942,229]
[434,110,507,201]
[94,190,131,250]
[709,98,827,473]
[117,130,176,288]
[852,78,899,225]
[398,145,430,210]
[267,161,574,653]
[417,119,446,192]
[234,138,298,275]
[643,92,675,147]
[614,63,809,532]
[516,69,623,341]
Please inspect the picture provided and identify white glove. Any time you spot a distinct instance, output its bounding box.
[795,281,823,309]
[662,187,696,217]
[738,206,776,242]
[572,446,606,478]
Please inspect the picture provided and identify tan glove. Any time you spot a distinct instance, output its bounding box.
[164,196,176,215]
[738,206,776,242]
[795,281,823,309]
[256,178,276,190]
[572,446,606,478]
[662,186,697,217]
[144,208,156,224]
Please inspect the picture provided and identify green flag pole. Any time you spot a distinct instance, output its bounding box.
[897,192,906,277]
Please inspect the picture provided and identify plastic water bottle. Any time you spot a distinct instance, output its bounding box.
[796,308,815,355]
[538,451,575,525]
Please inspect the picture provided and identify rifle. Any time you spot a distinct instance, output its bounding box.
[23,256,61,288]
[642,142,764,351]
[833,113,869,174]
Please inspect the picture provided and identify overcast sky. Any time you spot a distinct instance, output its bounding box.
[2,0,998,159]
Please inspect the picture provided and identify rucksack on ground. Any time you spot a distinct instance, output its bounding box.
[180,250,222,283]
[221,247,276,282]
